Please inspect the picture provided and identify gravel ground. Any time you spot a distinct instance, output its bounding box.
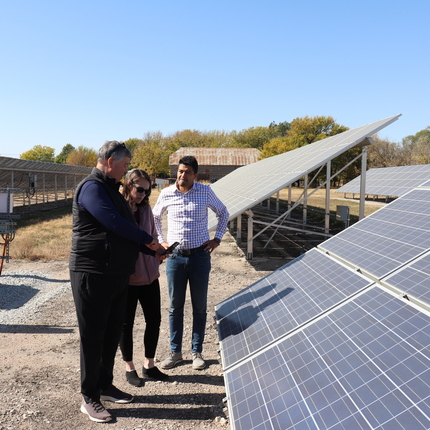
[0,232,271,430]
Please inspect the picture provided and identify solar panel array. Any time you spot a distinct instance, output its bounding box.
[216,249,372,369]
[208,114,401,230]
[216,181,430,429]
[336,164,430,197]
[223,287,430,430]
[319,188,430,279]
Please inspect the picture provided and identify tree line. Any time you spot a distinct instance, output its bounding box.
[16,116,430,186]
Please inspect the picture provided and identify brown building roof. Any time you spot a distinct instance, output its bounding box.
[169,147,261,167]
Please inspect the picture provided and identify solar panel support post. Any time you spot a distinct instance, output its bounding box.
[303,174,308,225]
[247,209,254,260]
[276,191,280,213]
[325,159,331,234]
[287,185,292,217]
[236,215,242,244]
[359,147,368,219]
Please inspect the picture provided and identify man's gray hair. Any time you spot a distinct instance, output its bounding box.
[98,141,132,162]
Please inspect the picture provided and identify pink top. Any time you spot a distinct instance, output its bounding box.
[129,205,160,286]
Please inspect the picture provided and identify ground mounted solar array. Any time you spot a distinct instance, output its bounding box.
[224,287,430,430]
[216,183,430,429]
[208,114,401,231]
[336,164,430,198]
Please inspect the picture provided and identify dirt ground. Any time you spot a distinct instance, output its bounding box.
[0,232,273,430]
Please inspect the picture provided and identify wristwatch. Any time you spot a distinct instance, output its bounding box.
[213,237,221,244]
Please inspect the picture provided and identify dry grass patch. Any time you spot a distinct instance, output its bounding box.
[11,207,73,261]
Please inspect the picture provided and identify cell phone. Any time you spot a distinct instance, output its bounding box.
[161,241,179,255]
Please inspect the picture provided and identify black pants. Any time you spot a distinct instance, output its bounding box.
[119,278,161,362]
[70,270,129,402]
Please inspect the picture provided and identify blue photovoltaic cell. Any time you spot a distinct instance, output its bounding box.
[319,189,430,279]
[215,248,372,369]
[225,287,430,430]
[384,252,430,306]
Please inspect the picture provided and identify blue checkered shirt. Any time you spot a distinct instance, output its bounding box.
[152,181,229,249]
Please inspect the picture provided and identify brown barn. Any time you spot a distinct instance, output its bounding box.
[169,147,261,181]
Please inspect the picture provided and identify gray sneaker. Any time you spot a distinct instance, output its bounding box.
[192,352,206,370]
[160,351,183,369]
[80,399,112,423]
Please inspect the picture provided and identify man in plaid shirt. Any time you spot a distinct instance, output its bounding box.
[153,155,229,370]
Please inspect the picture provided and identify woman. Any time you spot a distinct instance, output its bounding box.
[120,169,168,386]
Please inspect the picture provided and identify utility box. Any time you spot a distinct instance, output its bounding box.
[336,205,350,228]
[0,193,13,213]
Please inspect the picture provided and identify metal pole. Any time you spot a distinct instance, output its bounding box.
[303,174,308,225]
[325,160,331,234]
[237,215,242,244]
[359,147,367,220]
[247,209,254,260]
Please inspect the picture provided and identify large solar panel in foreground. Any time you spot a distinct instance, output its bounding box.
[208,114,401,230]
[216,249,372,369]
[224,287,430,430]
[319,188,430,279]
[336,164,430,197]
[217,184,430,429]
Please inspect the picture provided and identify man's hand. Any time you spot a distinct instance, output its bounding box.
[145,238,159,251]
[155,244,169,261]
[203,239,220,253]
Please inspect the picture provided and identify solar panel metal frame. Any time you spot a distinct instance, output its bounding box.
[208,114,401,230]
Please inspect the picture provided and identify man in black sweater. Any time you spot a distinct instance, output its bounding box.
[70,141,159,423]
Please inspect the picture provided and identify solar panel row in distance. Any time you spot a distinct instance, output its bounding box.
[216,248,372,370]
[336,164,430,197]
[225,286,430,430]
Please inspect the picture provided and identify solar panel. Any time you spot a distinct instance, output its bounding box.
[319,188,430,279]
[384,251,430,307]
[224,286,430,430]
[336,164,430,197]
[208,114,401,230]
[216,248,373,369]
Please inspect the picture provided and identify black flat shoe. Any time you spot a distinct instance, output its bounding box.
[142,366,169,381]
[126,370,144,387]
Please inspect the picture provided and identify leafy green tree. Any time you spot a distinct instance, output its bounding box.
[268,121,291,136]
[20,145,55,162]
[368,135,405,168]
[167,129,231,149]
[260,136,299,159]
[55,144,75,164]
[123,138,142,157]
[261,116,348,158]
[402,126,430,165]
[229,126,279,149]
[66,146,97,167]
[131,132,170,175]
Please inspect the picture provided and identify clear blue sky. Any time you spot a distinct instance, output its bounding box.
[1,0,429,158]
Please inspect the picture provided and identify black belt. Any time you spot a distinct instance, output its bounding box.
[177,245,204,256]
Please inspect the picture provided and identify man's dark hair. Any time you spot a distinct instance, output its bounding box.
[179,155,198,174]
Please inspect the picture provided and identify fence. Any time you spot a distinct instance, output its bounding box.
[0,156,91,213]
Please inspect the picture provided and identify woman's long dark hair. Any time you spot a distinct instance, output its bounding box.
[122,168,152,207]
